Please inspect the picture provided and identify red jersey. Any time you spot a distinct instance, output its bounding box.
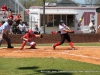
[15,15,21,21]
[1,5,7,11]
[23,33,36,42]
[7,15,14,20]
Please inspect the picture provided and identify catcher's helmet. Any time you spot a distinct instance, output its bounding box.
[28,30,34,35]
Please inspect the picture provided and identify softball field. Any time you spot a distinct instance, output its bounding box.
[0,46,100,65]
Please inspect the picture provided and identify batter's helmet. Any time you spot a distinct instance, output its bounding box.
[59,20,64,25]
[59,20,64,23]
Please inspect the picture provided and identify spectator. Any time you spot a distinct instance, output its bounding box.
[23,22,29,31]
[7,5,11,12]
[14,13,22,25]
[34,25,43,34]
[7,11,14,20]
[0,20,2,27]
[89,20,96,33]
[1,4,7,18]
[18,21,27,34]
[12,21,18,34]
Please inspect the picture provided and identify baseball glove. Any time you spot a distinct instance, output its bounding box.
[51,31,57,34]
[52,31,61,34]
[40,34,43,38]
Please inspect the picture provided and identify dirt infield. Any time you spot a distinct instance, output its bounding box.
[0,46,100,65]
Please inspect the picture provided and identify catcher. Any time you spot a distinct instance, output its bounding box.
[52,20,76,50]
[20,30,43,50]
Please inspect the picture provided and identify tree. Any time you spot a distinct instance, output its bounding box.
[72,0,80,6]
[19,0,56,8]
[84,0,99,6]
[94,0,100,6]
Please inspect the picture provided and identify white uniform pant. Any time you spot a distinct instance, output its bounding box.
[26,41,36,46]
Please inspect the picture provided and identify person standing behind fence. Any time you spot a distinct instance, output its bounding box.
[52,20,76,50]
[0,20,14,48]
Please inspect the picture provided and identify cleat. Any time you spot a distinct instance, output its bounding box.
[72,47,76,50]
[52,45,56,49]
[7,46,14,48]
[20,47,23,50]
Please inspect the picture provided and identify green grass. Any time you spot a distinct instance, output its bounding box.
[0,58,100,75]
[1,43,100,47]
[37,43,100,46]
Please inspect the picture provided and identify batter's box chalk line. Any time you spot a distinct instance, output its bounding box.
[13,50,23,52]
[42,51,70,54]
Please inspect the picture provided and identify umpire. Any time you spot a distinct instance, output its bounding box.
[0,20,14,48]
[52,20,76,50]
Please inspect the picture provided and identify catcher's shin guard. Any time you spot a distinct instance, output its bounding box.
[20,41,27,50]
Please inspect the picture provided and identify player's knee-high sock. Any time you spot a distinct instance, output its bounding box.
[54,42,60,47]
[20,41,27,50]
[69,42,74,48]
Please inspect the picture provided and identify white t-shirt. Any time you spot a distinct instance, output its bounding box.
[18,24,26,31]
[59,24,67,34]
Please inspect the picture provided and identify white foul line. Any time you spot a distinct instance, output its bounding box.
[42,51,100,60]
[65,53,100,60]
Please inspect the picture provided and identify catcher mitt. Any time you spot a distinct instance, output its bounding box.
[52,31,61,34]
[40,34,43,38]
[51,31,57,34]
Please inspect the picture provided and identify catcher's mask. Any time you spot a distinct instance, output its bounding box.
[28,30,34,35]
[59,20,64,25]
